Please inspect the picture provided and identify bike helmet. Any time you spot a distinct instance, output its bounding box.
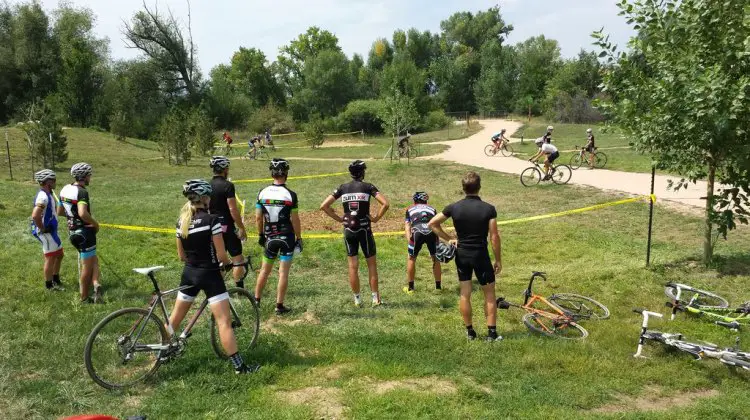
[209,156,231,172]
[348,160,366,179]
[586,128,592,133]
[70,162,93,180]
[270,158,290,177]
[435,242,456,263]
[34,169,56,184]
[500,128,506,134]
[182,179,212,198]
[413,191,429,204]
[547,126,554,131]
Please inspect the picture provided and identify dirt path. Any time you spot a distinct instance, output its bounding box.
[428,119,710,209]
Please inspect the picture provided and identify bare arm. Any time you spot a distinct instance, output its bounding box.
[255,207,264,235]
[428,213,455,243]
[320,195,343,223]
[529,149,543,162]
[176,237,187,262]
[404,221,412,242]
[31,205,45,231]
[371,193,390,223]
[77,202,98,231]
[212,233,231,265]
[292,212,302,240]
[227,197,246,240]
[489,219,502,274]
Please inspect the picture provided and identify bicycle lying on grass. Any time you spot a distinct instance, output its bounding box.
[632,308,750,370]
[484,141,513,157]
[520,161,572,187]
[84,266,260,390]
[497,272,609,339]
[664,282,749,330]
[569,146,607,169]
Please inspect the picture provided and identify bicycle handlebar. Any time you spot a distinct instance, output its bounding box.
[633,308,663,318]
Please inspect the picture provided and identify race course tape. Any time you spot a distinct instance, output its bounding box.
[100,195,656,239]
[232,172,348,184]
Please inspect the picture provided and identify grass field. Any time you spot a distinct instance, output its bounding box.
[1,127,750,419]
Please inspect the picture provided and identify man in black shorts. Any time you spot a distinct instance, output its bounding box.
[320,160,390,307]
[404,191,441,294]
[209,156,248,288]
[429,171,503,341]
[254,159,302,315]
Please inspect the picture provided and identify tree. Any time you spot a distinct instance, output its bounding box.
[277,26,340,93]
[155,106,190,165]
[303,116,325,148]
[20,100,68,170]
[379,89,419,138]
[188,106,215,156]
[514,35,562,114]
[380,57,430,114]
[228,47,283,107]
[440,7,513,51]
[108,59,169,139]
[123,2,201,102]
[474,41,517,114]
[595,0,750,264]
[204,64,253,129]
[367,38,393,71]
[289,49,354,120]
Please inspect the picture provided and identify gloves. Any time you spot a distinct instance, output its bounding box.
[258,234,266,247]
[221,262,233,272]
[294,238,303,255]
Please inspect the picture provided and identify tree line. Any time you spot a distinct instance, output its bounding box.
[0,3,603,147]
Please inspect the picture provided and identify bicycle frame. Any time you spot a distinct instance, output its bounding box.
[500,272,575,334]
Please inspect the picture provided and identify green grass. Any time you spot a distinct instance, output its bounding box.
[2,127,750,419]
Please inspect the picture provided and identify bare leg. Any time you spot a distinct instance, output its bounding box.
[91,256,101,287]
[168,299,193,336]
[406,256,416,283]
[53,254,63,277]
[459,281,473,326]
[365,255,379,294]
[254,259,275,301]
[43,255,54,282]
[276,259,292,304]
[347,256,360,294]
[481,282,497,327]
[432,257,442,283]
[80,257,95,300]
[231,254,246,284]
[209,300,238,355]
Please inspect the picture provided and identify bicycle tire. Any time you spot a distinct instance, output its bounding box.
[84,307,168,390]
[721,355,750,370]
[520,167,541,187]
[522,313,588,339]
[211,287,260,359]
[548,293,610,320]
[551,164,572,185]
[500,143,513,157]
[594,152,607,169]
[664,284,729,309]
[484,144,497,157]
[408,146,418,159]
[569,153,583,169]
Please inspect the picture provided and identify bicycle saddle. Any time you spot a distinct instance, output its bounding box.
[133,266,165,276]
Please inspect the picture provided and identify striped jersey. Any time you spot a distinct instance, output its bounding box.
[175,209,222,269]
[256,183,298,237]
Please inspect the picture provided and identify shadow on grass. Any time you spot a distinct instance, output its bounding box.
[712,253,750,277]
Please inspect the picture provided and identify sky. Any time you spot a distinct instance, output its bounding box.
[21,0,635,71]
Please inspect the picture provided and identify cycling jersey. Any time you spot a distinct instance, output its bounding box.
[175,209,222,269]
[586,134,596,152]
[442,196,497,251]
[210,176,236,227]
[541,143,558,154]
[405,204,436,233]
[31,190,59,235]
[59,184,91,230]
[256,183,298,237]
[332,180,380,229]
[491,132,502,141]
[543,132,552,143]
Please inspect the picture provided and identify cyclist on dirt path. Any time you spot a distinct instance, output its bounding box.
[59,162,103,303]
[585,128,596,169]
[320,160,390,307]
[529,139,559,181]
[404,191,441,294]
[172,179,259,374]
[428,171,503,342]
[490,129,510,154]
[209,156,248,289]
[30,169,65,292]
[254,159,302,315]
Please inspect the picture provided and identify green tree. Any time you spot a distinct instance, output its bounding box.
[108,59,169,139]
[380,57,430,114]
[0,4,19,122]
[20,100,68,170]
[228,47,283,107]
[367,38,393,71]
[379,89,419,138]
[440,6,513,51]
[289,49,354,120]
[595,0,750,263]
[514,35,562,114]
[277,26,340,93]
[156,107,190,165]
[205,64,253,129]
[303,116,325,148]
[474,40,517,114]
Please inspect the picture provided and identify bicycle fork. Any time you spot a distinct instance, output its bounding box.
[634,310,663,358]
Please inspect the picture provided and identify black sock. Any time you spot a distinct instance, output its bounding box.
[276,303,284,310]
[53,274,60,285]
[488,326,498,338]
[235,280,244,289]
[466,325,477,339]
[228,352,244,370]
[408,281,414,291]
[435,281,441,290]
[255,296,261,304]
[45,280,53,289]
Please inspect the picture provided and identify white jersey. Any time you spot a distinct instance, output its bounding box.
[541,143,558,154]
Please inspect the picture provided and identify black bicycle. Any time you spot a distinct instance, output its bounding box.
[520,161,572,187]
[84,266,260,390]
[570,146,607,169]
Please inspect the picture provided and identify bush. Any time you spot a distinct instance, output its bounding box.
[189,107,216,157]
[304,118,325,148]
[420,110,452,132]
[544,90,604,124]
[19,101,68,170]
[248,103,295,134]
[155,107,191,165]
[337,100,384,134]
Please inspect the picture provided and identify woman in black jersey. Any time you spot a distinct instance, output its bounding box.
[170,180,258,374]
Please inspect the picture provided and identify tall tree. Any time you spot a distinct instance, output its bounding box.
[228,47,283,107]
[0,4,19,122]
[367,38,393,71]
[289,49,353,120]
[474,41,517,114]
[277,26,340,93]
[514,35,561,113]
[595,0,750,263]
[108,59,169,139]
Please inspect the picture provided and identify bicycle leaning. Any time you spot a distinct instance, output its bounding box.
[83,265,260,390]
[520,161,572,187]
[569,146,607,170]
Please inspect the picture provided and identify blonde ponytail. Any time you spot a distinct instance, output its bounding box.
[178,201,196,239]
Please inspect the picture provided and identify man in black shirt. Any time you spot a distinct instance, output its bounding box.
[429,171,503,341]
[209,156,248,288]
[320,160,390,307]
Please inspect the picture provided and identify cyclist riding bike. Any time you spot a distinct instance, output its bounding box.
[254,159,303,315]
[247,136,260,159]
[222,131,233,146]
[30,169,65,291]
[529,138,559,180]
[264,128,273,147]
[397,132,411,156]
[172,179,258,374]
[404,191,441,294]
[490,129,509,153]
[584,128,596,169]
[209,156,248,288]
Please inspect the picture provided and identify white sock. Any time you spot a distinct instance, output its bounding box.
[354,294,361,304]
[372,292,379,302]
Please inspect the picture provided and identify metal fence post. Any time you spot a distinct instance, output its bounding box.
[646,166,656,266]
[4,130,12,180]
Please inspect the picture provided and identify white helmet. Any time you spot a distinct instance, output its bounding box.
[34,169,56,184]
[500,128,506,133]
[70,162,92,180]
[547,126,554,131]
[586,128,592,133]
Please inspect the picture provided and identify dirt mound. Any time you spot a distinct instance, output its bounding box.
[278,386,345,419]
[588,385,719,414]
[364,376,457,395]
[263,310,320,334]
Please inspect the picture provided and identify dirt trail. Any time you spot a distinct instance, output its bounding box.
[428,119,711,209]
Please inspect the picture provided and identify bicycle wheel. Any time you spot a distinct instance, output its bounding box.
[721,354,750,370]
[408,146,418,159]
[594,152,608,169]
[500,143,514,157]
[211,287,260,359]
[664,284,729,309]
[549,293,610,320]
[84,308,168,390]
[520,167,541,187]
[550,165,572,185]
[522,313,588,339]
[569,153,583,169]
[484,144,497,157]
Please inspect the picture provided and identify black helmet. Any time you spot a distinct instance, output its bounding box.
[435,242,457,263]
[413,191,429,204]
[270,158,290,177]
[349,160,366,179]
[183,179,212,198]
[209,156,231,172]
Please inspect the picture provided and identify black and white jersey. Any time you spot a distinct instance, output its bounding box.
[256,183,298,237]
[405,204,437,233]
[176,209,222,269]
[59,184,91,230]
[332,180,380,229]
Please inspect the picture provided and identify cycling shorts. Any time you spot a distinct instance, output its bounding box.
[455,248,495,286]
[547,151,560,163]
[177,266,228,304]
[344,228,376,258]
[263,234,295,262]
[36,229,64,257]
[70,228,97,260]
[408,231,437,258]
[221,226,243,257]
[585,145,595,153]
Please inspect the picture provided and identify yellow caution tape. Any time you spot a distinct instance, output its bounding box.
[233,172,347,184]
[100,195,653,239]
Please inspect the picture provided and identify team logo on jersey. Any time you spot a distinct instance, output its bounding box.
[341,193,370,202]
